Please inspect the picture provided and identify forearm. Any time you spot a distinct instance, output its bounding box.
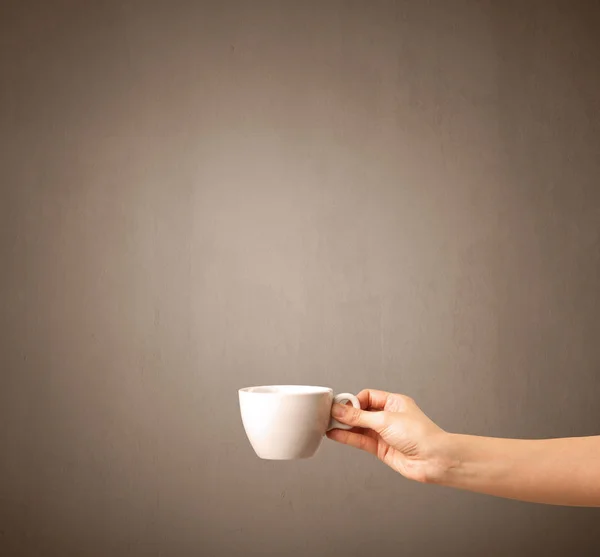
[436,434,600,506]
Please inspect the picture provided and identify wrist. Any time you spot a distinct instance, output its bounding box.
[423,432,466,485]
[428,433,517,490]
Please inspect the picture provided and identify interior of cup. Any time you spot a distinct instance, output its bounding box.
[240,385,331,394]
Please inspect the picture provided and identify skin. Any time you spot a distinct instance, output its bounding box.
[327,389,600,507]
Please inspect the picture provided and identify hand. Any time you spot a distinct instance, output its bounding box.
[328,389,600,506]
[327,389,453,483]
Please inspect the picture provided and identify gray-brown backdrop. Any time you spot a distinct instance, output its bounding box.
[1,1,599,556]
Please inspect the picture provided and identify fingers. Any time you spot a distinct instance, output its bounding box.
[357,389,413,412]
[326,428,378,455]
[357,389,392,410]
[331,403,387,431]
[345,426,380,440]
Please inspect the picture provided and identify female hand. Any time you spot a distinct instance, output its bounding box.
[327,389,453,483]
[328,389,600,506]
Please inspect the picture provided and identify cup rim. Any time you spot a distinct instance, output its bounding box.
[239,385,333,395]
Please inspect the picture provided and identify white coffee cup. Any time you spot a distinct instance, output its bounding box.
[238,385,361,460]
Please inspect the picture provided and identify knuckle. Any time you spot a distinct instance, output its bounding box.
[358,434,370,451]
[338,430,351,444]
[348,407,363,424]
[394,394,415,408]
[357,388,371,401]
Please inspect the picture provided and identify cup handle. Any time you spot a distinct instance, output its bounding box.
[327,393,361,431]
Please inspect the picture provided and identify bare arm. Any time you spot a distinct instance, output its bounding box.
[328,390,600,507]
[437,434,600,506]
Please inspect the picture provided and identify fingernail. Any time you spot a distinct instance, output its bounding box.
[331,403,347,417]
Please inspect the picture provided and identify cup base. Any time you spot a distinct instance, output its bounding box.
[257,454,315,460]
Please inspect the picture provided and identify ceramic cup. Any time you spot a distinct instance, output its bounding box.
[238,385,360,460]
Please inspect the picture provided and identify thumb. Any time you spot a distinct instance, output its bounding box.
[331,403,386,431]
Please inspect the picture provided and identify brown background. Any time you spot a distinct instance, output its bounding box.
[1,1,600,556]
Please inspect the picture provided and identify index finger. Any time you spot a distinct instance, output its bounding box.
[357,389,393,410]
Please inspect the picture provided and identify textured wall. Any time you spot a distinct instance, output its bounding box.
[1,1,600,556]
